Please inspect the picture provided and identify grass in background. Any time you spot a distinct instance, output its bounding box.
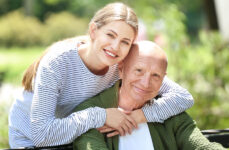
[0,101,11,148]
[0,47,44,85]
[0,47,44,148]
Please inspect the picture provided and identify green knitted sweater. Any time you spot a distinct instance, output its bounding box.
[73,81,225,150]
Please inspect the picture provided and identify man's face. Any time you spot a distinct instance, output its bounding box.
[119,43,166,107]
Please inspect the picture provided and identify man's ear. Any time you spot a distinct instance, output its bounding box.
[118,61,124,79]
[89,22,97,41]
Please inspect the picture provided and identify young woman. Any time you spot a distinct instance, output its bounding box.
[8,2,194,148]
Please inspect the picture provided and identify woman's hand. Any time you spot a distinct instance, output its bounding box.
[99,108,147,137]
[105,108,137,136]
[98,125,119,137]
[129,109,147,124]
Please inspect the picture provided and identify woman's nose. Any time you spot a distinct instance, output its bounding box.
[111,40,120,51]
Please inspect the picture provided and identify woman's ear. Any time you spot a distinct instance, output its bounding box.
[89,22,97,41]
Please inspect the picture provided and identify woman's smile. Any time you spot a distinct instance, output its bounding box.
[103,48,118,58]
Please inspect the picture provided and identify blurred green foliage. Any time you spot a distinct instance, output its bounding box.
[166,31,229,129]
[0,10,43,47]
[42,11,88,45]
[0,0,22,15]
[0,0,206,36]
[0,10,88,47]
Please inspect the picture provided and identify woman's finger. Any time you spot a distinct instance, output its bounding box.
[120,123,130,136]
[126,114,138,129]
[99,127,116,133]
[97,125,109,131]
[124,119,134,134]
[107,131,119,137]
[117,127,125,136]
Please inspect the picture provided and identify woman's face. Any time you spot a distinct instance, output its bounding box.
[90,21,135,66]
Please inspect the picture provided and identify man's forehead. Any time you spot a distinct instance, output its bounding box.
[124,41,167,72]
[131,55,163,68]
[128,46,157,62]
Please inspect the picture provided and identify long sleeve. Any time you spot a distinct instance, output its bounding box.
[73,82,119,150]
[31,54,106,147]
[142,76,194,123]
[175,113,226,150]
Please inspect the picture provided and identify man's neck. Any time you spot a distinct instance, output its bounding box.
[118,88,142,111]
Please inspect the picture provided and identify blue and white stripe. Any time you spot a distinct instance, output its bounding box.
[142,76,194,123]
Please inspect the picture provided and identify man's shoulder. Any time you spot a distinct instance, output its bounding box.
[166,112,193,123]
[147,112,195,138]
[149,112,194,127]
[96,81,120,108]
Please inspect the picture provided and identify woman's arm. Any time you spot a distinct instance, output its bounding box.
[30,56,106,147]
[141,76,194,123]
[31,63,135,147]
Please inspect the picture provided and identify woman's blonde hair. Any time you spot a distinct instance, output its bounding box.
[22,2,138,91]
[90,2,138,36]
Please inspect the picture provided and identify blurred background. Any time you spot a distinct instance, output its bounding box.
[0,0,229,148]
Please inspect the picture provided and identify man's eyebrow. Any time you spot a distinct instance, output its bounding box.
[108,29,131,41]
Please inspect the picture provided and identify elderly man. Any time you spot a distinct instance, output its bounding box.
[73,41,225,150]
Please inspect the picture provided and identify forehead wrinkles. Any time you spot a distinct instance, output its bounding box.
[130,54,165,74]
[135,56,160,69]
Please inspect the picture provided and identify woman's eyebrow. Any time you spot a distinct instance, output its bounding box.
[108,29,117,36]
[108,29,131,41]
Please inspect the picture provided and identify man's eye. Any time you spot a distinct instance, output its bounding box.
[136,69,142,72]
[152,74,160,80]
[135,69,142,75]
[135,69,144,76]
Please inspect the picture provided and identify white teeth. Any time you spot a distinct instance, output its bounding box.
[105,51,116,57]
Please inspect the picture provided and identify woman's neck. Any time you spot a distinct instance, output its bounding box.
[78,41,109,75]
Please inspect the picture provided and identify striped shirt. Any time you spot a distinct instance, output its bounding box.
[8,42,194,148]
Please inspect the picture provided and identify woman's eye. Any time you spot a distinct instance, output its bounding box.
[107,33,114,38]
[122,41,130,45]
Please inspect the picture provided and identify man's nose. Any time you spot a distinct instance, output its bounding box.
[140,74,151,88]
